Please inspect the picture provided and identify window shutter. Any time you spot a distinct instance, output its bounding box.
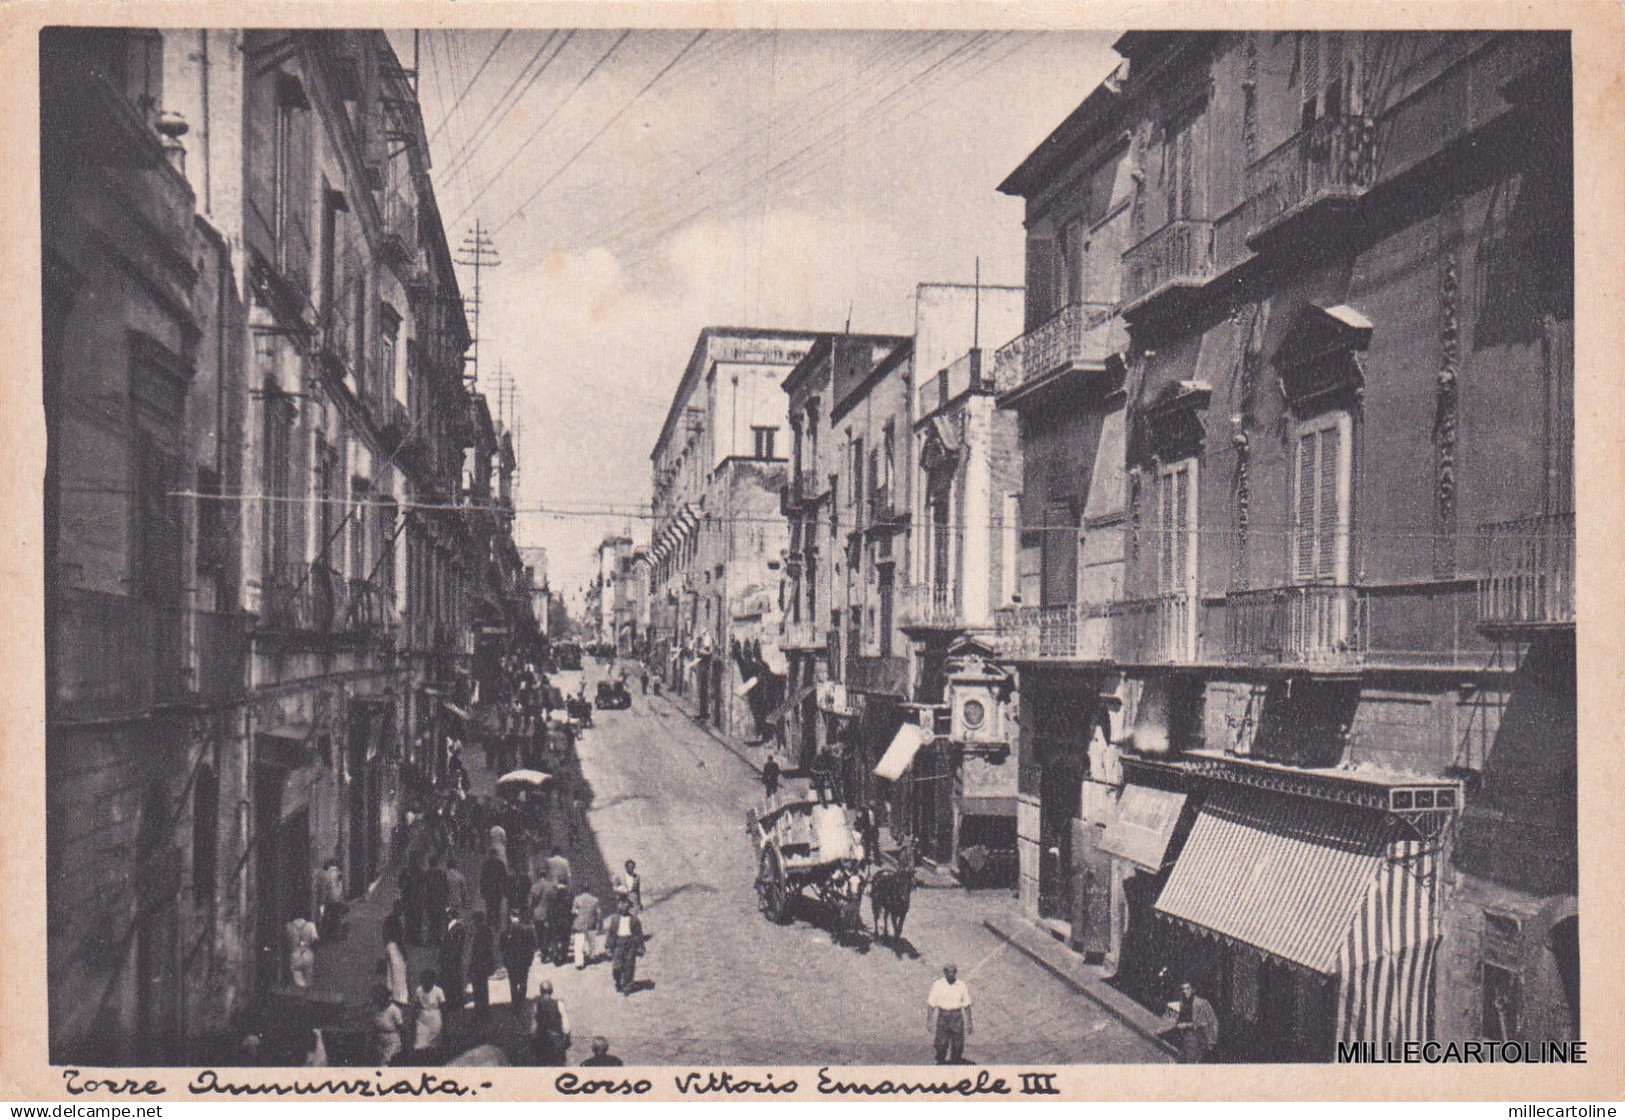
[1172,465,1190,589]
[1294,431,1316,583]
[1315,423,1341,580]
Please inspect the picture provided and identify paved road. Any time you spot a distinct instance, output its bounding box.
[529,674,1168,1066]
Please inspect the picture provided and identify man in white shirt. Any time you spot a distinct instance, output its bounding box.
[926,963,973,1064]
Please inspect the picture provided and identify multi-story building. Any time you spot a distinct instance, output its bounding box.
[899,284,1026,874]
[44,28,495,1062]
[780,334,910,772]
[995,31,1574,1059]
[591,534,632,652]
[649,328,818,740]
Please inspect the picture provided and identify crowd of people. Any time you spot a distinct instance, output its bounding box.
[356,659,650,1069]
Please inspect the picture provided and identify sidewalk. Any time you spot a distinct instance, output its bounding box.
[983,910,1176,1058]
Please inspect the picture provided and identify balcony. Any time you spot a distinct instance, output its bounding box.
[379,188,418,267]
[867,485,903,529]
[1112,592,1196,665]
[259,562,348,640]
[1244,114,1378,252]
[993,602,1114,661]
[1478,513,1575,633]
[1121,220,1215,321]
[50,589,247,720]
[347,578,400,638]
[902,584,964,633]
[782,618,826,651]
[847,654,910,697]
[1223,585,1369,668]
[377,396,412,450]
[992,302,1123,399]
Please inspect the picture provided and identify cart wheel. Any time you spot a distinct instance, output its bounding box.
[757,844,790,923]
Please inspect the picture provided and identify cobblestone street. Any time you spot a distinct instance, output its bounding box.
[518,677,1168,1066]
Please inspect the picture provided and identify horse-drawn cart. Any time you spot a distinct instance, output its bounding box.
[745,797,869,940]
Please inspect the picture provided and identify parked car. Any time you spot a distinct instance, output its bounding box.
[595,679,632,710]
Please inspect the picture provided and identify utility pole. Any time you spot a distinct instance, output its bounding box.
[455,221,500,387]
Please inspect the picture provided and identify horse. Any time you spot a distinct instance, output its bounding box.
[869,842,917,953]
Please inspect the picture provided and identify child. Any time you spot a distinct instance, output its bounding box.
[413,968,445,1055]
[372,983,404,1067]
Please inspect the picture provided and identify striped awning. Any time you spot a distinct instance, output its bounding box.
[1099,784,1187,872]
[1155,784,1387,975]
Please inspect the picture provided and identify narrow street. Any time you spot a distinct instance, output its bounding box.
[523,667,1168,1066]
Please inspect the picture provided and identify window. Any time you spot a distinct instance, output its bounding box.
[1056,216,1084,307]
[262,387,295,582]
[377,495,397,594]
[752,426,777,460]
[1156,459,1198,595]
[1162,104,1200,222]
[192,762,218,907]
[352,270,368,395]
[850,438,864,507]
[379,303,401,403]
[1292,412,1352,584]
[134,430,183,607]
[350,476,370,582]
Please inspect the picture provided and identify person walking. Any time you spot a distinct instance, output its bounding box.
[285,914,319,988]
[571,889,602,970]
[546,847,572,892]
[1166,980,1220,1064]
[380,910,410,1011]
[445,859,470,920]
[530,980,571,1067]
[612,859,643,915]
[479,844,508,925]
[581,1037,624,1067]
[372,984,405,1067]
[424,856,449,949]
[604,896,646,996]
[545,881,573,965]
[413,968,445,1057]
[314,859,346,942]
[761,755,781,800]
[439,910,469,1024]
[926,963,973,1065]
[468,910,495,1021]
[500,913,538,1014]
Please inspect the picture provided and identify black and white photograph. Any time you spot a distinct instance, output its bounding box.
[19,6,1619,1098]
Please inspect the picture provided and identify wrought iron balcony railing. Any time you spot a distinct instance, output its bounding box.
[1244,114,1378,247]
[1223,585,1369,666]
[993,602,1115,661]
[1111,592,1197,664]
[901,584,964,632]
[992,302,1122,395]
[1477,512,1575,630]
[1122,221,1216,310]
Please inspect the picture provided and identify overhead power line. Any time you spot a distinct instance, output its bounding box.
[437,31,567,192]
[451,30,632,230]
[491,30,709,236]
[428,29,512,145]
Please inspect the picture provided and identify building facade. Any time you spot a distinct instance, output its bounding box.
[649,328,818,740]
[994,31,1574,1059]
[43,28,521,1062]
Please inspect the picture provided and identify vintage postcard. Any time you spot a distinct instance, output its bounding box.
[2,0,1622,1103]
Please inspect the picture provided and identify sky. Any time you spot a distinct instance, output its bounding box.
[388,29,1121,611]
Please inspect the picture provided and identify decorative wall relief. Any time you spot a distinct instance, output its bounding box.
[1435,202,1463,577]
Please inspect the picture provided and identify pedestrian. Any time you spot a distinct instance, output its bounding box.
[639,666,648,695]
[761,756,781,800]
[446,858,469,919]
[440,909,469,1024]
[612,859,643,915]
[400,852,427,946]
[581,1036,624,1067]
[546,846,572,892]
[1166,980,1220,1064]
[314,859,346,942]
[531,979,571,1067]
[424,856,449,949]
[570,888,601,969]
[469,910,495,1020]
[413,968,445,1056]
[372,983,404,1067]
[285,913,319,988]
[479,844,508,923]
[604,896,646,996]
[546,882,573,965]
[382,910,410,1010]
[926,962,973,1065]
[500,913,538,1014]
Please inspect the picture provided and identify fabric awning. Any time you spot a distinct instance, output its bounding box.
[1155,784,1388,975]
[873,722,927,781]
[1098,785,1188,872]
